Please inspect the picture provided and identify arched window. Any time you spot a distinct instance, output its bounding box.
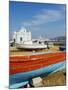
[39,41,42,44]
[14,39,15,42]
[20,37,22,41]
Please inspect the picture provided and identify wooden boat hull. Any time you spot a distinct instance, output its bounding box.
[10,61,66,88]
[16,43,47,50]
[10,52,66,88]
[10,52,66,74]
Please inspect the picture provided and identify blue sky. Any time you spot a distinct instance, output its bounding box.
[9,1,66,39]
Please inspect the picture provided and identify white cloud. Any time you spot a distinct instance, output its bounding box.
[23,8,65,28]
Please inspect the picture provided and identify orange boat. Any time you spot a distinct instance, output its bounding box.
[10,51,66,88]
[10,51,66,74]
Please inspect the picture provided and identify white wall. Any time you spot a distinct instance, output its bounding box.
[13,28,32,44]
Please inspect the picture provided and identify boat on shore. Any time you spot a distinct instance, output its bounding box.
[16,43,47,50]
[10,51,65,74]
[10,61,65,88]
[10,51,66,88]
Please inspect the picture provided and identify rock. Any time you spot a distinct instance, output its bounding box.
[32,77,43,87]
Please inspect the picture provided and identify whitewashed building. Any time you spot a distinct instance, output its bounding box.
[12,27,32,44]
[11,27,54,49]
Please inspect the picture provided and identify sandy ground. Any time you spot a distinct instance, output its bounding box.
[9,46,60,56]
[42,69,66,87]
